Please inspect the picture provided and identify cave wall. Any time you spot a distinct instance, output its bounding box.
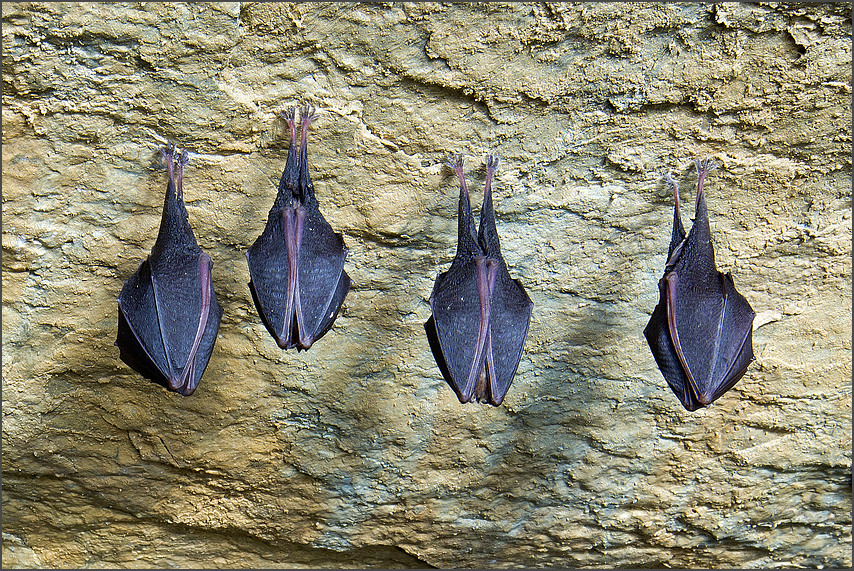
[2,2,851,568]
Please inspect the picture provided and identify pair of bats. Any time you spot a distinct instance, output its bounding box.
[117,106,348,396]
[422,156,755,410]
[116,108,753,410]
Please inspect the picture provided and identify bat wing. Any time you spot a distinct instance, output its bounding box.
[485,268,533,406]
[663,268,754,409]
[247,212,295,348]
[247,205,349,350]
[294,206,350,348]
[118,257,171,386]
[117,252,221,395]
[305,267,351,345]
[186,253,222,395]
[428,257,486,403]
[644,279,702,411]
[704,272,754,402]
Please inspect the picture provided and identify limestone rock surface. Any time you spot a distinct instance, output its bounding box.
[2,2,851,568]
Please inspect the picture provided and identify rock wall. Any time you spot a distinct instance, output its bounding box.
[2,2,851,568]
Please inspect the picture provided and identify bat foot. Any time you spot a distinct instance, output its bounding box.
[159,143,189,167]
[485,154,499,172]
[160,141,177,161]
[665,170,680,208]
[664,170,677,190]
[694,157,717,177]
[446,151,464,170]
[279,106,297,122]
[300,103,317,124]
[278,107,298,143]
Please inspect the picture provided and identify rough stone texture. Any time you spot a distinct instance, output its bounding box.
[2,2,851,568]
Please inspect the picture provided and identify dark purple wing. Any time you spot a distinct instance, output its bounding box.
[485,268,533,405]
[293,204,350,348]
[643,279,702,411]
[429,254,487,403]
[246,210,296,348]
[118,247,221,396]
[118,257,171,386]
[702,272,754,403]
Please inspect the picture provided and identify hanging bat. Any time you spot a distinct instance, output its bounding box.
[644,158,755,411]
[116,144,223,396]
[425,153,533,406]
[246,105,351,350]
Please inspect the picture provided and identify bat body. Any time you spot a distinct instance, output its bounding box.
[117,144,222,396]
[426,154,533,406]
[644,159,755,411]
[247,105,351,350]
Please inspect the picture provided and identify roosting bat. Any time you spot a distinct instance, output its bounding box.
[425,153,533,406]
[116,144,222,396]
[246,105,351,350]
[644,159,755,411]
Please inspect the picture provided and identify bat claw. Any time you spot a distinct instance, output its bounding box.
[160,141,176,160]
[665,170,680,207]
[279,106,297,125]
[485,154,499,172]
[446,151,464,170]
[694,157,717,176]
[300,103,317,124]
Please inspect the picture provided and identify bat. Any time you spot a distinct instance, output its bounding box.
[246,104,351,350]
[425,153,533,406]
[644,158,755,411]
[116,144,223,396]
